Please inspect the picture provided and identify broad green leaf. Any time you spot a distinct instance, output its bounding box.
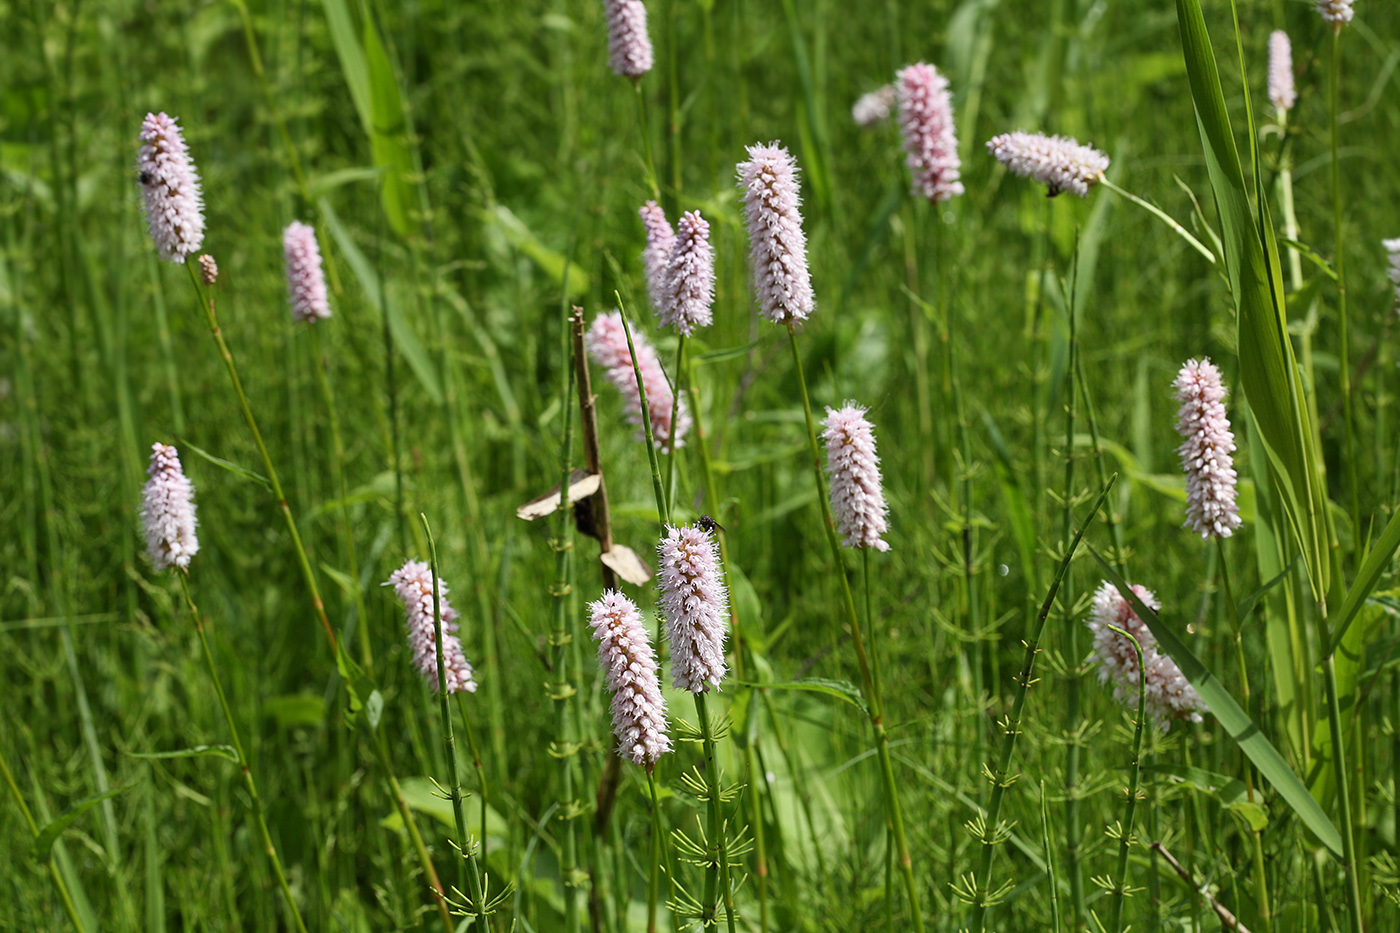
[1329,503,1400,653]
[364,16,415,237]
[480,205,588,297]
[1175,0,1332,602]
[262,694,328,729]
[178,441,270,490]
[1091,547,1342,857]
[319,0,370,133]
[31,785,135,863]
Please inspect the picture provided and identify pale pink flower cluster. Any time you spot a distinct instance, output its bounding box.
[639,201,675,318]
[737,142,814,325]
[586,311,690,450]
[1383,238,1400,308]
[986,131,1110,198]
[1316,0,1354,29]
[198,254,219,286]
[896,63,963,204]
[385,560,478,694]
[852,85,896,128]
[1173,358,1242,539]
[588,590,671,767]
[822,403,890,551]
[604,0,653,79]
[137,113,205,263]
[1268,31,1297,115]
[141,443,199,571]
[657,524,729,693]
[1087,582,1205,731]
[283,221,331,323]
[661,211,716,336]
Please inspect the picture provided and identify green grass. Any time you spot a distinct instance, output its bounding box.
[4,0,1400,930]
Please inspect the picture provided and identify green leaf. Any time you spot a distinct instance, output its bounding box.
[31,785,135,863]
[480,205,588,297]
[178,441,270,490]
[1330,504,1400,653]
[1144,764,1267,830]
[1176,0,1333,602]
[730,678,868,716]
[319,0,370,133]
[308,166,381,200]
[1090,546,1343,856]
[262,694,328,730]
[982,410,1038,589]
[692,341,761,367]
[126,745,240,764]
[364,15,415,237]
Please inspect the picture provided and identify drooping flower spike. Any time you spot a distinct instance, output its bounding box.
[1173,358,1242,539]
[639,200,675,319]
[986,130,1110,198]
[822,403,890,552]
[736,142,814,325]
[603,0,654,79]
[657,523,730,693]
[586,311,691,450]
[661,210,715,336]
[283,221,332,323]
[1268,31,1297,115]
[1087,581,1205,731]
[141,443,199,571]
[896,63,963,204]
[588,590,671,768]
[137,112,205,263]
[852,85,896,128]
[385,560,478,695]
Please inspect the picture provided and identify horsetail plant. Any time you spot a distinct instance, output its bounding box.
[142,443,309,933]
[1094,621,1149,933]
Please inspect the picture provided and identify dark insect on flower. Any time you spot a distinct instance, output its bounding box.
[138,170,153,186]
[695,514,725,534]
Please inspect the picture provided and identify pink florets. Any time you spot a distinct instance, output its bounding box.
[896,63,964,204]
[1383,238,1400,309]
[589,590,672,767]
[385,560,478,695]
[1316,0,1354,30]
[586,311,690,451]
[639,201,675,318]
[736,142,814,325]
[604,0,653,79]
[657,524,729,693]
[137,113,205,263]
[283,221,331,323]
[822,403,890,552]
[986,130,1110,198]
[661,211,715,336]
[852,85,896,128]
[1173,358,1242,539]
[1087,582,1205,731]
[198,254,219,286]
[1268,31,1297,115]
[141,443,199,571]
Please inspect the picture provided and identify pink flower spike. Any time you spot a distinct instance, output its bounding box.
[639,201,676,319]
[822,403,890,551]
[1383,238,1400,309]
[589,590,672,767]
[198,254,219,286]
[896,63,964,204]
[1316,0,1354,30]
[604,0,654,79]
[852,85,896,128]
[736,142,814,325]
[141,443,199,571]
[138,113,205,263]
[986,130,1110,198]
[657,524,729,693]
[385,560,478,695]
[661,210,715,336]
[1173,358,1242,539]
[1268,31,1297,115]
[1087,582,1206,731]
[283,221,332,323]
[586,311,691,450]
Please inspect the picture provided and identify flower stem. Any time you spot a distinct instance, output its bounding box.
[177,574,310,933]
[1328,29,1360,537]
[647,769,663,933]
[694,692,737,933]
[1098,177,1215,265]
[1106,624,1148,933]
[785,323,924,933]
[0,746,86,933]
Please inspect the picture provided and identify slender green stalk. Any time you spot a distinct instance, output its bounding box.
[1327,29,1360,534]
[422,517,490,930]
[635,83,662,201]
[1061,279,1086,931]
[1098,178,1215,264]
[865,549,894,932]
[785,323,924,933]
[647,770,663,933]
[176,574,310,933]
[0,746,86,933]
[182,261,338,652]
[1106,624,1148,933]
[664,336,686,514]
[695,693,738,933]
[1321,604,1366,933]
[966,477,1117,933]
